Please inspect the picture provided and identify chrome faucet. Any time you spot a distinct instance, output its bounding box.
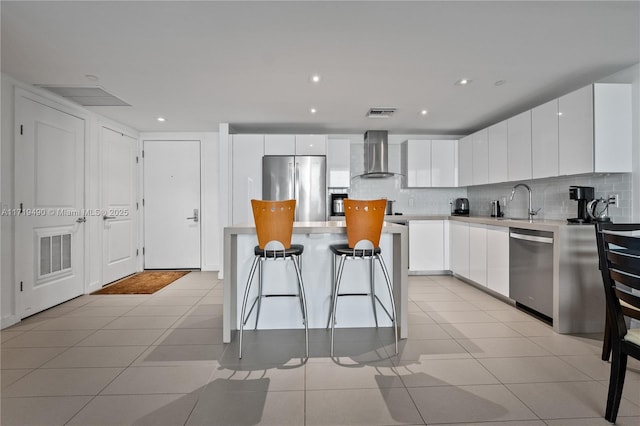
[510,183,540,220]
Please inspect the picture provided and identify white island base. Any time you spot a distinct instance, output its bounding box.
[223,221,408,343]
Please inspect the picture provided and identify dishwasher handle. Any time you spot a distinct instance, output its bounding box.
[510,232,553,244]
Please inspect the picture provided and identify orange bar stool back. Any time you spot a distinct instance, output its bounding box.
[327,198,398,356]
[238,199,308,358]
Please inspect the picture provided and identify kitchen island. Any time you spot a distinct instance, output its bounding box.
[222,221,408,343]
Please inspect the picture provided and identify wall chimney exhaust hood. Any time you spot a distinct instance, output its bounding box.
[359,130,395,178]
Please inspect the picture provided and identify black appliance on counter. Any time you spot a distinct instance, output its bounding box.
[331,193,348,216]
[567,186,595,224]
[452,198,470,216]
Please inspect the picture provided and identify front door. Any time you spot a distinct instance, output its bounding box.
[143,140,201,269]
[15,93,85,317]
[101,127,138,284]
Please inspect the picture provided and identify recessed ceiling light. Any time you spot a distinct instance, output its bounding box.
[557,112,563,116]
[310,74,321,83]
[420,109,428,116]
[84,74,99,82]
[310,108,317,114]
[157,117,166,122]
[455,78,472,86]
[494,80,506,86]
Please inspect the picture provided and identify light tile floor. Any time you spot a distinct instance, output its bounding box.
[2,272,640,425]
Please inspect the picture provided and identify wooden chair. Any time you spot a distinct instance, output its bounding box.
[238,199,308,358]
[327,199,398,356]
[595,223,640,362]
[595,222,640,423]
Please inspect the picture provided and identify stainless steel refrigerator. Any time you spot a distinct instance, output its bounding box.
[262,156,326,221]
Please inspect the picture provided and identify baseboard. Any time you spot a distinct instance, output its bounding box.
[1,314,20,330]
[86,280,102,294]
[409,270,452,276]
[201,263,220,272]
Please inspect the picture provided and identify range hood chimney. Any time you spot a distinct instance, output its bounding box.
[361,130,394,178]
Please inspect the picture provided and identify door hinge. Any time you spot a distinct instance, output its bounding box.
[136,249,139,256]
[136,202,139,210]
[136,156,139,164]
[19,281,23,292]
[143,247,145,255]
[20,125,24,135]
[142,150,144,158]
[142,198,145,207]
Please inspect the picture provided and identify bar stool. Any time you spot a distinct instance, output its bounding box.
[239,199,309,359]
[327,198,398,356]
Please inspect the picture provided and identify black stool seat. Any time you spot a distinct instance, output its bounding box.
[255,244,304,258]
[329,243,381,257]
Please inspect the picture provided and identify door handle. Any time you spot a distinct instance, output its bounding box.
[76,217,86,223]
[186,209,199,222]
[103,215,116,220]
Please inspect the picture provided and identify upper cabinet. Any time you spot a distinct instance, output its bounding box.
[327,138,351,188]
[402,139,457,188]
[559,84,632,175]
[532,99,559,179]
[488,121,508,183]
[507,110,532,181]
[232,134,264,224]
[263,134,327,156]
[472,129,489,185]
[458,135,473,187]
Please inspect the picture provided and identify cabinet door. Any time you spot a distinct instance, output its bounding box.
[431,140,457,187]
[409,220,444,271]
[559,85,593,175]
[295,134,326,155]
[486,226,509,297]
[458,135,473,187]
[507,110,532,181]
[403,140,431,187]
[488,121,508,183]
[450,221,470,278]
[532,99,559,179]
[232,134,264,224]
[472,129,489,185]
[327,138,350,188]
[469,224,487,286]
[264,134,295,155]
[594,84,632,173]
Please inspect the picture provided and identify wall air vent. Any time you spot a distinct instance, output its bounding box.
[366,108,397,118]
[36,85,131,106]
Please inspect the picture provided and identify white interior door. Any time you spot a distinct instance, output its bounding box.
[101,127,138,284]
[143,140,201,269]
[15,94,85,318]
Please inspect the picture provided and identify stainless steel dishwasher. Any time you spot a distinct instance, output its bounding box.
[509,228,554,322]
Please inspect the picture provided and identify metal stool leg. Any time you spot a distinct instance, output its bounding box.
[376,253,398,355]
[370,257,379,327]
[239,255,260,359]
[326,253,338,329]
[292,255,309,358]
[330,255,347,357]
[254,259,263,330]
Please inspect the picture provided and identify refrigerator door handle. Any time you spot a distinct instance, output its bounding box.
[294,162,300,220]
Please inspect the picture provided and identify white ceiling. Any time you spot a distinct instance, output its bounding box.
[2,1,639,135]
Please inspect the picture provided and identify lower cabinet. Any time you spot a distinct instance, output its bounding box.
[409,220,445,272]
[450,221,470,279]
[469,224,488,286]
[486,226,509,297]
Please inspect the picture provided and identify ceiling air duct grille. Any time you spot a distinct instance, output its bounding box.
[36,86,131,107]
[366,108,396,118]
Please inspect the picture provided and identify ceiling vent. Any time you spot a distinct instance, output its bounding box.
[366,108,396,118]
[36,86,131,106]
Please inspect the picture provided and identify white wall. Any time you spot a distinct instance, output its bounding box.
[1,75,16,326]
[632,65,640,221]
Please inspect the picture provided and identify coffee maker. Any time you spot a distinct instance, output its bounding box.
[330,193,348,216]
[567,186,595,224]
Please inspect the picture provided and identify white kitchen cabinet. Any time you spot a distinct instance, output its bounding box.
[532,99,559,179]
[507,110,532,181]
[450,221,470,279]
[469,223,487,286]
[232,134,264,224]
[327,138,351,188]
[409,220,445,272]
[559,84,632,175]
[458,135,473,187]
[486,225,509,297]
[472,129,489,185]
[401,140,431,188]
[295,134,326,155]
[488,121,508,184]
[264,134,295,155]
[431,140,457,187]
